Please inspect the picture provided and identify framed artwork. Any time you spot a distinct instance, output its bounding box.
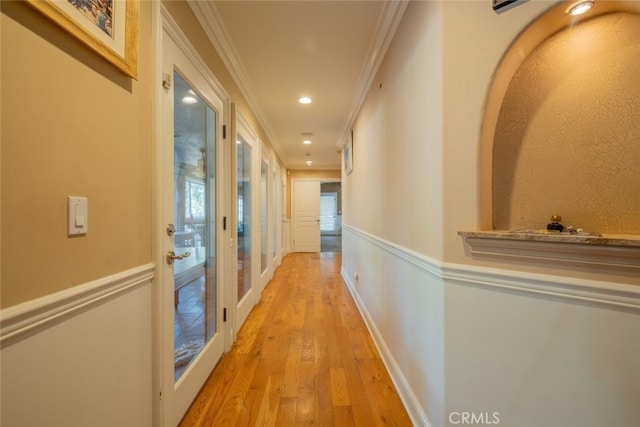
[25,0,139,78]
[343,129,353,176]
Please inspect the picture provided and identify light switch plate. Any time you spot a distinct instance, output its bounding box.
[68,196,88,236]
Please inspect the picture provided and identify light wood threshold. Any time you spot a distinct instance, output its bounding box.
[179,252,412,426]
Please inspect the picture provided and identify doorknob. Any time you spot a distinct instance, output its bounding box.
[167,250,191,265]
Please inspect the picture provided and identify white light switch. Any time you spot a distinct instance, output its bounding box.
[68,196,88,236]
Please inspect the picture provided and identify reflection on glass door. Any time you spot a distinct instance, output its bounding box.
[237,137,251,301]
[172,72,216,381]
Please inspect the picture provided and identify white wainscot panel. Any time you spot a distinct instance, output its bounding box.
[1,265,154,427]
[342,225,445,427]
[342,225,640,427]
[443,273,640,427]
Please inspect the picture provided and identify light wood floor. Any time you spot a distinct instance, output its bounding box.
[179,252,412,426]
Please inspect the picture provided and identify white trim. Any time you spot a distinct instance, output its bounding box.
[151,2,164,425]
[0,263,155,345]
[341,264,432,427]
[342,224,435,426]
[187,0,288,168]
[343,224,441,278]
[336,0,409,150]
[187,0,410,160]
[161,7,230,109]
[343,224,640,310]
[158,8,232,424]
[460,233,640,274]
[342,224,640,426]
[442,262,640,310]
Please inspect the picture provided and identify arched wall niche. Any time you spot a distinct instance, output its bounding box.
[480,1,640,235]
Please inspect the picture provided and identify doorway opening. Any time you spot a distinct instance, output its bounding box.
[320,181,342,253]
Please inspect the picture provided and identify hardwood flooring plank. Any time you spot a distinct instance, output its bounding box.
[275,397,297,426]
[179,253,412,427]
[295,387,315,425]
[281,340,302,398]
[330,367,351,406]
[315,373,336,426]
[334,406,356,426]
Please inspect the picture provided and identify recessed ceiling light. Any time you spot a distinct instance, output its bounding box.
[303,139,312,145]
[567,1,594,16]
[306,160,312,166]
[298,97,312,104]
[182,96,198,104]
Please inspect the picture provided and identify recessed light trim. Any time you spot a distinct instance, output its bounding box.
[567,0,594,16]
[298,97,312,104]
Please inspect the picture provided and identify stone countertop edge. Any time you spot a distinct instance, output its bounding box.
[458,230,640,248]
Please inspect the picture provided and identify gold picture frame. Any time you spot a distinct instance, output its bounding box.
[25,0,139,79]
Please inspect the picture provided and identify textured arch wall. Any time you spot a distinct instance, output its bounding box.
[482,3,640,234]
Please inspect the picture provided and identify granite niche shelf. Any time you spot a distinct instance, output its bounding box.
[458,230,640,273]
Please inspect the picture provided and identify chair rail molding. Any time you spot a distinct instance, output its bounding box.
[0,263,155,345]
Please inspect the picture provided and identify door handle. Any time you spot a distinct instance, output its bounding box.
[167,250,191,265]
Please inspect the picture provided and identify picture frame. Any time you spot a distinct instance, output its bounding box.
[25,0,139,79]
[343,129,353,176]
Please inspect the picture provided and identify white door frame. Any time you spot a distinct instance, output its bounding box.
[230,105,260,336]
[271,163,282,266]
[259,148,273,292]
[152,5,233,426]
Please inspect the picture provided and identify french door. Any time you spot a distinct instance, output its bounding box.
[233,109,258,330]
[159,25,227,426]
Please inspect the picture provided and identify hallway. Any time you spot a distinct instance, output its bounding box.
[179,253,412,426]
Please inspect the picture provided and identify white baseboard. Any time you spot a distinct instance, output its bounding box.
[341,224,640,427]
[341,266,433,427]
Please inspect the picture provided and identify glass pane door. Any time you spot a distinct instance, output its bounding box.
[172,72,216,382]
[237,137,251,301]
[260,159,269,273]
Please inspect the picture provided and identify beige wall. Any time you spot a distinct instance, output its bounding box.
[344,0,640,336]
[1,1,153,308]
[0,1,285,308]
[347,0,445,259]
[440,0,557,262]
[493,12,640,234]
[343,2,640,425]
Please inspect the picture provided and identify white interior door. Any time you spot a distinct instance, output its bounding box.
[234,108,258,331]
[159,27,226,426]
[293,180,321,252]
[259,156,272,289]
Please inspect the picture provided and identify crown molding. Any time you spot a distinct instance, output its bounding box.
[187,0,409,158]
[336,0,410,150]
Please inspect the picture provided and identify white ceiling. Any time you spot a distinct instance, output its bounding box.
[188,0,408,170]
